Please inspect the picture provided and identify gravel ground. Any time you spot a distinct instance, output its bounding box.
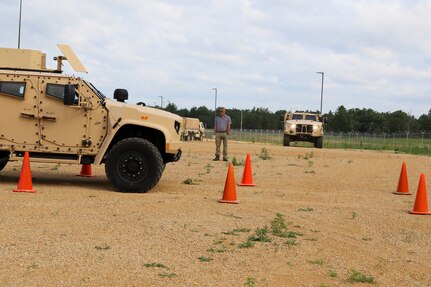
[1,140,431,287]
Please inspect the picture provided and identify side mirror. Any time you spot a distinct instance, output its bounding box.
[323,117,328,124]
[279,115,285,122]
[114,89,128,102]
[64,85,76,105]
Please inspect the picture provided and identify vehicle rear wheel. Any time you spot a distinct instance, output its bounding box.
[283,134,290,146]
[105,138,164,192]
[0,152,9,171]
[314,136,323,148]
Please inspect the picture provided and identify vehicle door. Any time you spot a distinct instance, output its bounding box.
[37,77,106,154]
[0,75,40,150]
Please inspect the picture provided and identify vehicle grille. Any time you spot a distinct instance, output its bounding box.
[296,124,313,134]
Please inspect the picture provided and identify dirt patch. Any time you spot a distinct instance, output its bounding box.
[1,141,431,286]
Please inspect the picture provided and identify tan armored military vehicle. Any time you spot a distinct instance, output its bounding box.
[0,45,182,192]
[181,117,205,141]
[282,112,326,148]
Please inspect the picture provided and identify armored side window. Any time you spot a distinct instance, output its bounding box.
[0,81,26,98]
[46,84,65,100]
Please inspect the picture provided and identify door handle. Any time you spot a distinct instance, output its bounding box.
[20,112,35,118]
[42,115,56,121]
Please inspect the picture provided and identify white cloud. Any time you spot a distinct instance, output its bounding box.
[1,0,431,117]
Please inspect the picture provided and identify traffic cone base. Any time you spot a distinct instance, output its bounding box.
[13,188,36,193]
[394,191,411,195]
[238,183,256,187]
[409,173,431,215]
[409,210,431,215]
[238,154,255,187]
[394,162,410,195]
[218,199,239,204]
[77,164,93,177]
[219,163,239,204]
[13,151,36,193]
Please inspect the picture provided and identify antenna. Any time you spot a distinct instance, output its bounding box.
[18,0,23,48]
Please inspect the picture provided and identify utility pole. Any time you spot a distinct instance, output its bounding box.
[18,0,23,48]
[212,88,217,129]
[158,96,163,108]
[316,72,324,114]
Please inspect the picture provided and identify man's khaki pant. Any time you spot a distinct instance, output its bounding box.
[215,132,228,159]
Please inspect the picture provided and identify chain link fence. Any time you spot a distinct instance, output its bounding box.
[204,129,431,154]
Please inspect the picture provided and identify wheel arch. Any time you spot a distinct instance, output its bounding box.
[101,124,166,163]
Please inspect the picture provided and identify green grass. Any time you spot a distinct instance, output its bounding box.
[158,272,177,278]
[94,244,110,250]
[198,256,213,262]
[231,156,245,166]
[182,178,198,185]
[258,148,272,160]
[248,226,272,243]
[244,277,256,287]
[348,269,375,284]
[307,258,324,266]
[222,228,251,236]
[324,135,431,157]
[143,262,168,269]
[284,239,297,246]
[298,207,314,212]
[239,240,255,249]
[231,130,431,157]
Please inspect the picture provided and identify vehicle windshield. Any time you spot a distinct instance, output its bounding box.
[292,114,303,120]
[84,80,106,101]
[305,115,317,121]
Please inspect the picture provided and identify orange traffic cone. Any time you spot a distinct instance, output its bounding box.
[219,163,239,204]
[13,151,36,193]
[394,162,411,195]
[409,174,431,215]
[238,154,256,186]
[77,164,93,177]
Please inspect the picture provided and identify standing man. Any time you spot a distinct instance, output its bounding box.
[214,107,232,161]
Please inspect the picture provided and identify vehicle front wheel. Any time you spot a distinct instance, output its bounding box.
[314,137,323,148]
[283,134,290,146]
[105,138,164,193]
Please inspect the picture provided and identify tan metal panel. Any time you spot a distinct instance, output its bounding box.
[0,48,44,70]
[57,44,88,73]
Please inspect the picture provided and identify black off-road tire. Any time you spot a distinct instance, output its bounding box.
[283,134,290,146]
[0,153,9,171]
[314,136,323,148]
[105,138,164,193]
[0,159,8,172]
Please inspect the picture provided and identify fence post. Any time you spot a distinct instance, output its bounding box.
[406,131,409,148]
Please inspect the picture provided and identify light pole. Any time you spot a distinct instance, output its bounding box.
[212,88,217,129]
[158,96,163,108]
[316,72,324,114]
[18,0,23,48]
[240,110,243,131]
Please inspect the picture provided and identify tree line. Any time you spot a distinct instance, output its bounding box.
[161,103,431,133]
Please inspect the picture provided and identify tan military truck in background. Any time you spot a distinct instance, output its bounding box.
[282,112,326,148]
[0,45,182,192]
[181,117,205,141]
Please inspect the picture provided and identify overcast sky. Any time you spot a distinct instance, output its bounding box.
[1,0,431,117]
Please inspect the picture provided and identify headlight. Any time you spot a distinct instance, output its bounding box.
[313,125,319,130]
[288,124,296,129]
